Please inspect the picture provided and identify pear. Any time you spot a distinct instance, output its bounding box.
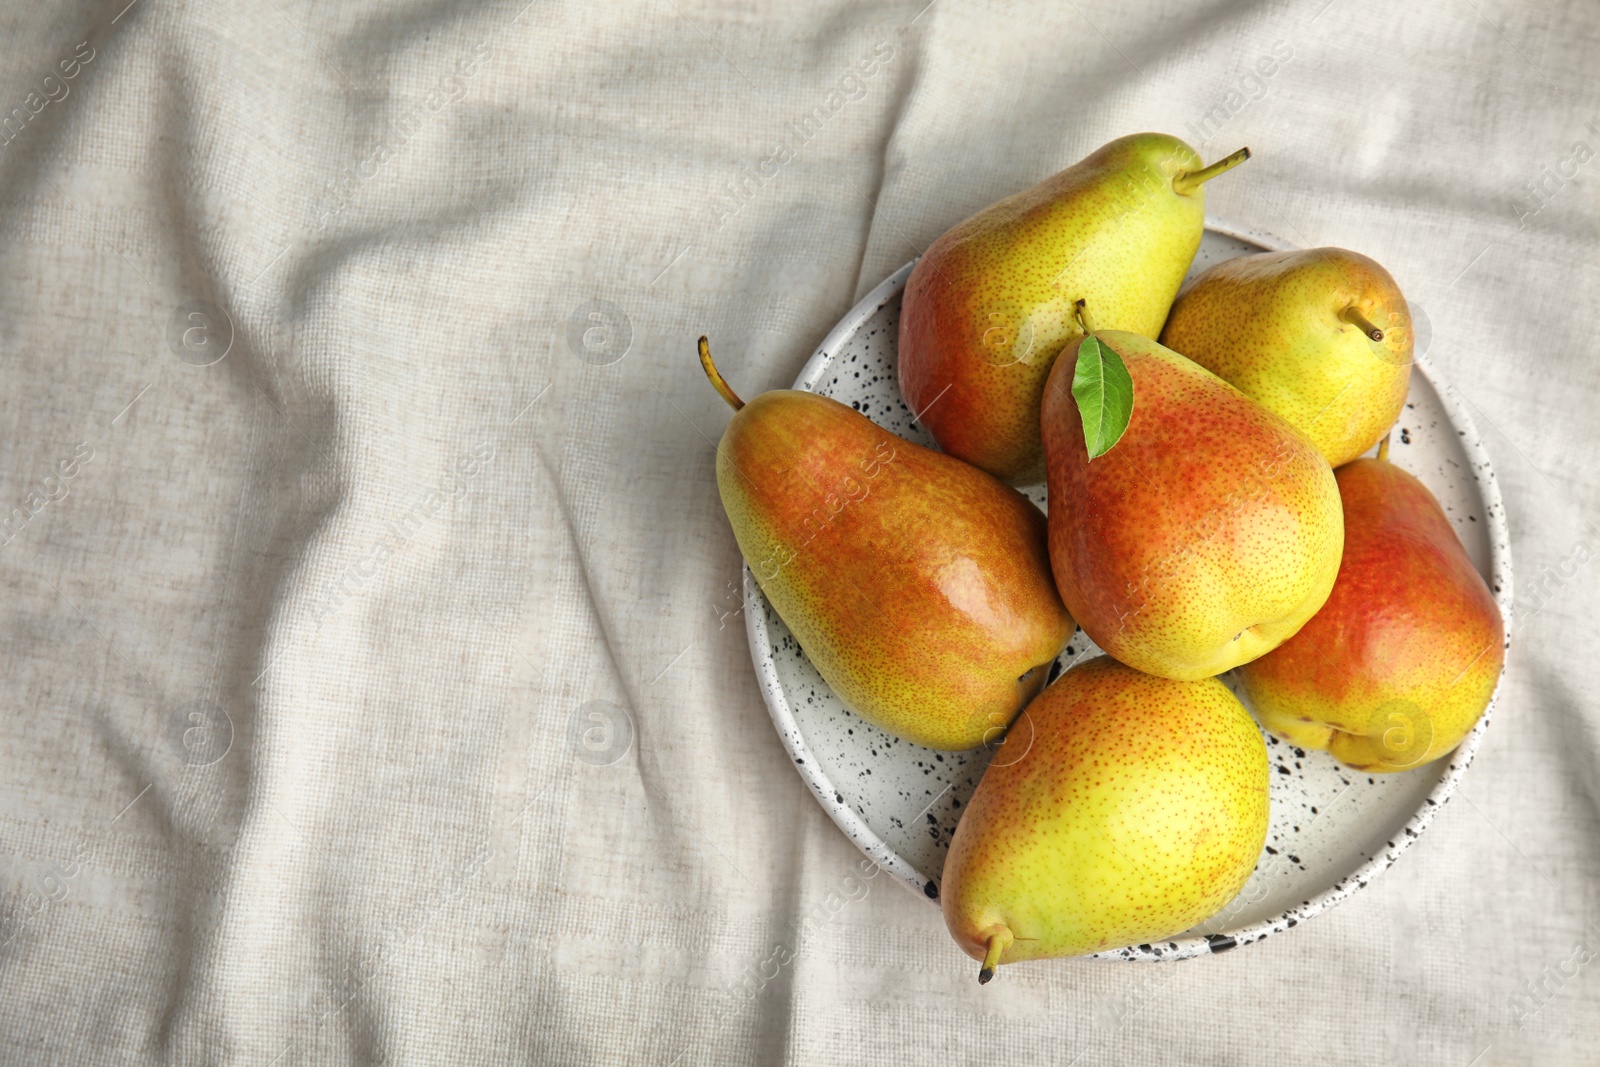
[699,339,1073,751]
[1041,330,1343,681]
[1236,448,1505,771]
[898,133,1249,484]
[942,656,1269,979]
[1160,247,1413,468]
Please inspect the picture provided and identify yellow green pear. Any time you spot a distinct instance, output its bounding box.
[898,133,1249,484]
[1160,247,1413,467]
[942,657,1269,979]
[700,339,1073,751]
[1041,330,1344,681]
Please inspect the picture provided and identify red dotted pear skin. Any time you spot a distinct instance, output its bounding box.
[1236,459,1505,772]
[941,657,1270,965]
[1040,330,1344,681]
[898,133,1208,485]
[717,388,1074,752]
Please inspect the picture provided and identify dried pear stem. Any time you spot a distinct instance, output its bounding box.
[698,336,745,411]
[978,927,1014,985]
[1341,307,1385,342]
[1073,298,1095,336]
[1172,147,1251,195]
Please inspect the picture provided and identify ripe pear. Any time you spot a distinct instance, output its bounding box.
[898,133,1249,484]
[1041,330,1343,681]
[1160,248,1413,468]
[942,656,1269,979]
[699,339,1073,751]
[1236,450,1505,771]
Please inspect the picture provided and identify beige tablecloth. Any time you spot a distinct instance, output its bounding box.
[1,1,1596,1063]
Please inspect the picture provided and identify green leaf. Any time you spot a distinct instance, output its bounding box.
[1070,334,1134,459]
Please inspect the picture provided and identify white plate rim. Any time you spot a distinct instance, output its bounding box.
[743,215,1515,960]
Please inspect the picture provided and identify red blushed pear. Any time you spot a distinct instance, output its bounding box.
[1040,329,1344,682]
[898,133,1250,485]
[1235,441,1506,772]
[699,338,1073,752]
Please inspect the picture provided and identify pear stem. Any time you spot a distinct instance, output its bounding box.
[1073,298,1095,336]
[698,336,745,411]
[977,927,1013,985]
[1377,432,1391,463]
[1341,307,1385,342]
[1172,147,1251,196]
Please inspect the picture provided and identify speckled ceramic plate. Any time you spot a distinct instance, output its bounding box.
[744,218,1513,962]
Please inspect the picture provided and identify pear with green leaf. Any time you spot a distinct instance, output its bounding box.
[898,133,1249,484]
[1041,327,1343,681]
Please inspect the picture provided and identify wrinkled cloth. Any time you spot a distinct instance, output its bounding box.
[0,1,1596,1063]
